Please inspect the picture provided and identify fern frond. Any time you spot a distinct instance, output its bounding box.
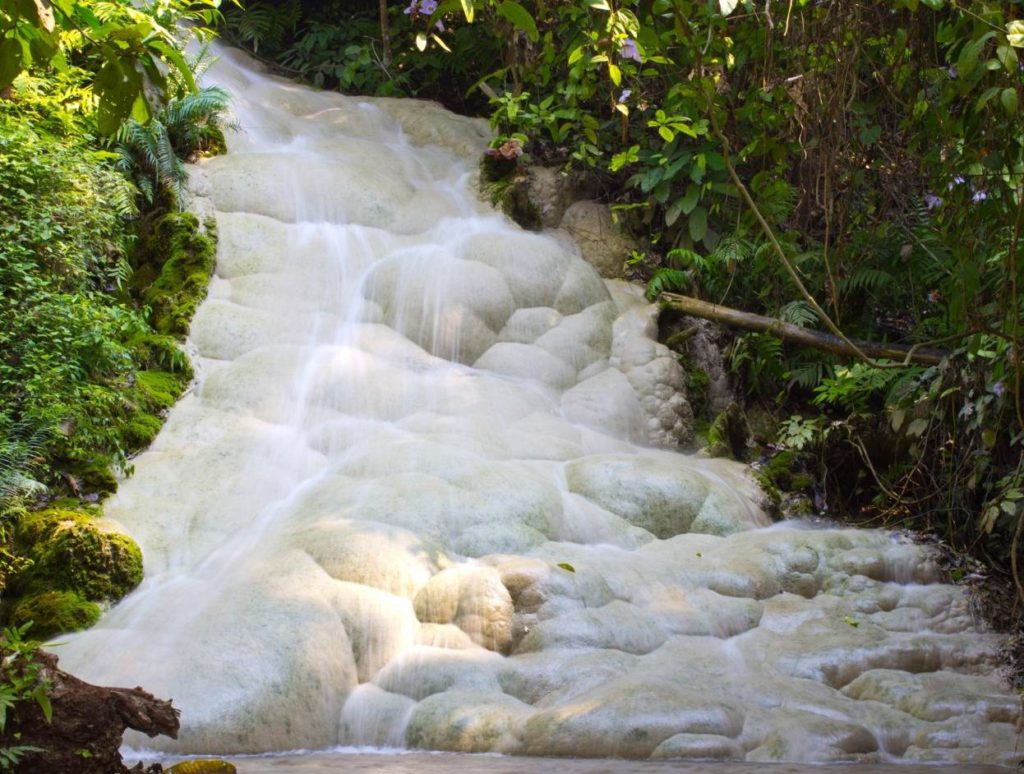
[838,267,893,295]
[646,268,690,300]
[778,300,818,328]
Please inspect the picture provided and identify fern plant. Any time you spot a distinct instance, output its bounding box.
[223,0,303,56]
[114,85,232,209]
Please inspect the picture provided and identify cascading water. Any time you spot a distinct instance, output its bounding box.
[58,47,1020,766]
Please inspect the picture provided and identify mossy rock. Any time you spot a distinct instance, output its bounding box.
[128,332,192,378]
[11,509,143,603]
[757,450,814,493]
[65,460,118,498]
[121,414,164,449]
[134,370,187,411]
[706,402,751,460]
[166,760,237,774]
[135,211,216,337]
[675,352,710,418]
[10,590,101,639]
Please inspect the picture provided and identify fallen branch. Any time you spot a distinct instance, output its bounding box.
[660,292,948,365]
[6,651,179,774]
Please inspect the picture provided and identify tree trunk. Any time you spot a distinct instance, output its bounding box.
[5,651,179,774]
[660,293,947,366]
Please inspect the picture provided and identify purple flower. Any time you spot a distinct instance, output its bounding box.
[947,65,958,80]
[947,175,965,190]
[404,0,417,14]
[924,193,943,210]
[972,189,988,202]
[618,88,632,103]
[435,18,445,31]
[620,38,642,63]
[420,0,438,13]
[927,289,942,304]
[992,382,1006,397]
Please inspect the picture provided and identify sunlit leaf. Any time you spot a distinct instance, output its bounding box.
[1007,20,1024,48]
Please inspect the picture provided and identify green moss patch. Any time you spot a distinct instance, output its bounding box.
[11,509,143,604]
[134,211,217,337]
[10,591,101,639]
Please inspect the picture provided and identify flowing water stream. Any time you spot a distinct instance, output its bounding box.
[58,47,1021,767]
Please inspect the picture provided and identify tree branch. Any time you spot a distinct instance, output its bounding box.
[660,292,947,365]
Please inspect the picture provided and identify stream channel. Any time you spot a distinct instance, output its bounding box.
[56,45,1021,769]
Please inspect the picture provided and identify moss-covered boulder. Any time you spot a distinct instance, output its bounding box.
[10,591,101,639]
[706,402,751,460]
[11,509,143,609]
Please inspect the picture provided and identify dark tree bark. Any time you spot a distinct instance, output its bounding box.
[4,651,179,774]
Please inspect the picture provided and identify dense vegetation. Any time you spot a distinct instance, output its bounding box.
[0,2,229,762]
[222,0,1024,612]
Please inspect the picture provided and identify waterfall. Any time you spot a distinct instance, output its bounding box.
[56,47,1020,765]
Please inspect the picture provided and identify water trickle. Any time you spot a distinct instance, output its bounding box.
[58,47,1019,766]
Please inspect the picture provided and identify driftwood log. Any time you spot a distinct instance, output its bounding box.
[4,651,179,774]
[660,292,948,366]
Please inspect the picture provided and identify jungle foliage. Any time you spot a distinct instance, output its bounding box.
[0,3,227,649]
[225,0,1024,592]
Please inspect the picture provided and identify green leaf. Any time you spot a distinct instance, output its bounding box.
[665,198,684,227]
[719,0,739,14]
[906,418,928,438]
[31,685,51,723]
[556,562,575,572]
[688,206,707,243]
[94,56,144,135]
[843,616,860,628]
[459,0,474,23]
[496,1,537,42]
[431,33,451,52]
[415,32,427,51]
[858,124,881,146]
[958,32,997,79]
[680,183,699,215]
[130,93,151,124]
[1000,87,1018,115]
[607,62,621,86]
[0,37,26,90]
[148,39,196,95]
[997,44,1019,73]
[975,85,1001,112]
[889,408,905,432]
[658,125,674,142]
